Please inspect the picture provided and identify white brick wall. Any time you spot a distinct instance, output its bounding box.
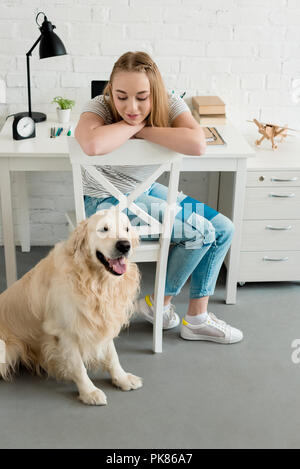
[0,0,299,245]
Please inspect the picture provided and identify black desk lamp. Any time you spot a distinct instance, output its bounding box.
[15,12,67,123]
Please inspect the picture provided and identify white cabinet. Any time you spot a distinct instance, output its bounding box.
[218,137,300,283]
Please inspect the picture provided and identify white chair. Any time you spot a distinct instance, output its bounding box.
[66,137,182,353]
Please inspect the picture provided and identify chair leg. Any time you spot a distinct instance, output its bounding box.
[152,260,166,353]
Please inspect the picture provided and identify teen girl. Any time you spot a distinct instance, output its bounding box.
[75,51,243,344]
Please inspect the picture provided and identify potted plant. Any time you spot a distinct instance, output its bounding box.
[52,96,75,123]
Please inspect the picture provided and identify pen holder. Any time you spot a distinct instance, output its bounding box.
[56,108,71,124]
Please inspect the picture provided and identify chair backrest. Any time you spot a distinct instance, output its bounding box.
[68,137,182,240]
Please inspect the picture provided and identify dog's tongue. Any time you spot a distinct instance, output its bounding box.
[108,257,127,275]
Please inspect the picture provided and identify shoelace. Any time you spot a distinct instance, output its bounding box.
[164,303,177,322]
[209,312,226,325]
[207,312,227,332]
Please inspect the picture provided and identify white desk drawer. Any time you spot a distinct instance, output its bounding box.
[247,171,300,187]
[241,219,300,251]
[243,187,300,219]
[238,251,300,282]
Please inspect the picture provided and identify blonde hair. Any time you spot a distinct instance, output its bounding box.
[102,51,169,127]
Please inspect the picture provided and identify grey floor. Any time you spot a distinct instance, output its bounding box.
[0,246,300,449]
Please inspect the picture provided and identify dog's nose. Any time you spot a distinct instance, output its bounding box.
[116,240,131,254]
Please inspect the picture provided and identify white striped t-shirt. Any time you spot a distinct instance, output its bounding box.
[80,93,191,200]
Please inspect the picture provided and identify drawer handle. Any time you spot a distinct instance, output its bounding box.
[269,192,295,198]
[263,256,289,262]
[265,225,292,230]
[270,177,298,182]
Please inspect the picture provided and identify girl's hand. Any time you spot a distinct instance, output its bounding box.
[128,119,146,139]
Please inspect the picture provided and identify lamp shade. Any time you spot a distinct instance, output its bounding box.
[39,17,67,59]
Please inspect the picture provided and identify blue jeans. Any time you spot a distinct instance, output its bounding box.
[84,182,234,299]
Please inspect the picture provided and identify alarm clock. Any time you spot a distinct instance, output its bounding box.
[12,115,36,140]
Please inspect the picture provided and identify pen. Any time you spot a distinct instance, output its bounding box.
[172,90,186,98]
[67,126,72,136]
[58,127,63,136]
[55,127,60,137]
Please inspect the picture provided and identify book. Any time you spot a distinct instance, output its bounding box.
[192,109,227,125]
[192,95,225,115]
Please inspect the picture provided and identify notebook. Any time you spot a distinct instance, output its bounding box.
[204,127,226,146]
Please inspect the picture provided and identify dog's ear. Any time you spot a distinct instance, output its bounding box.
[67,219,89,256]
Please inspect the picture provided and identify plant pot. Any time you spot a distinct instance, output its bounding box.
[56,107,71,124]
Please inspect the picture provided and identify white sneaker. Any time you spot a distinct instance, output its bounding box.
[180,312,243,344]
[136,295,180,330]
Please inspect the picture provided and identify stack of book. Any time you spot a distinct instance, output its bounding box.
[192,96,226,125]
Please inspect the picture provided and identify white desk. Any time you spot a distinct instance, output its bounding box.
[0,115,255,304]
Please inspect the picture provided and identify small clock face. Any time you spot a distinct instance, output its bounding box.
[16,117,35,138]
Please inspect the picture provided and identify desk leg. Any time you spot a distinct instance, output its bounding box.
[225,159,247,304]
[0,158,17,287]
[15,172,30,252]
[207,172,220,210]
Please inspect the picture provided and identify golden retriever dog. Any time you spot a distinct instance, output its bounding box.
[0,208,142,405]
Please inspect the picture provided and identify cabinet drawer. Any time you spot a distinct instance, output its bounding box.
[243,187,300,219]
[238,251,300,282]
[241,219,300,251]
[247,171,300,187]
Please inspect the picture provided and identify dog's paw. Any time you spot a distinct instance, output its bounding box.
[113,373,143,391]
[78,388,107,406]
